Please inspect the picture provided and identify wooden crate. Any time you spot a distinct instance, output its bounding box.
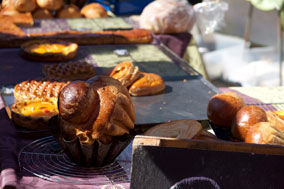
[130,135,284,189]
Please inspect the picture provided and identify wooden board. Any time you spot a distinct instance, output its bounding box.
[130,135,284,188]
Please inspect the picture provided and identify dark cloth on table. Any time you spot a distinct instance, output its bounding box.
[155,32,192,58]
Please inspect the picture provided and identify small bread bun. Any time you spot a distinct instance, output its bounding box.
[231,105,268,141]
[14,0,37,12]
[36,0,64,10]
[245,122,284,145]
[56,4,82,18]
[80,3,108,18]
[207,92,245,128]
[0,6,20,15]
[145,119,202,140]
[32,8,53,19]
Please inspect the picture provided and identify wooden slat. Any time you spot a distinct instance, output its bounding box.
[133,135,284,156]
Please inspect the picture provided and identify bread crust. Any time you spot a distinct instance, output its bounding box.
[145,119,202,139]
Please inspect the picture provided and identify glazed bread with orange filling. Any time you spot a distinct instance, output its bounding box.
[57,76,136,144]
[145,119,202,139]
[21,40,78,62]
[110,61,140,87]
[43,61,96,81]
[129,72,165,96]
[14,80,69,104]
[28,43,77,55]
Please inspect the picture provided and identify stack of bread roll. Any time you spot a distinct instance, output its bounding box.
[207,92,284,145]
[1,0,109,19]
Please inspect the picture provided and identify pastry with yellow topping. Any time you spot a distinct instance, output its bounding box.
[12,80,69,130]
[21,40,78,62]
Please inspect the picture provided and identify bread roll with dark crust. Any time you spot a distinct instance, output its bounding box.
[129,72,165,96]
[245,122,284,145]
[58,76,136,144]
[207,92,245,128]
[231,105,268,141]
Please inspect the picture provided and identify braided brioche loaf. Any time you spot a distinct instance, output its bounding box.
[57,75,136,144]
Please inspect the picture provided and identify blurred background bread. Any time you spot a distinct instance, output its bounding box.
[80,3,108,18]
[32,8,53,19]
[36,0,64,10]
[56,4,82,18]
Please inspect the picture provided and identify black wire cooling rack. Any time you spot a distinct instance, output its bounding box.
[18,136,130,185]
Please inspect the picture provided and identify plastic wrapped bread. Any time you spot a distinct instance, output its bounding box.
[139,0,195,34]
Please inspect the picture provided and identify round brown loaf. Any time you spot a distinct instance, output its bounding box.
[58,76,136,144]
[207,92,245,127]
[231,105,268,141]
[80,3,108,18]
[36,0,63,10]
[32,8,53,19]
[56,4,82,18]
[2,0,37,12]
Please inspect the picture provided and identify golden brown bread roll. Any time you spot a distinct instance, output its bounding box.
[2,0,37,12]
[207,92,245,128]
[245,122,284,145]
[58,75,136,144]
[110,61,140,87]
[56,4,82,18]
[36,0,64,10]
[145,119,202,139]
[80,3,108,18]
[231,105,268,141]
[129,72,165,96]
[32,8,53,19]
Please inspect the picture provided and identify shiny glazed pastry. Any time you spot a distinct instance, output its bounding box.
[80,3,108,18]
[56,4,82,18]
[43,61,96,81]
[21,40,78,62]
[57,75,136,144]
[36,0,64,10]
[231,105,268,141]
[129,72,165,96]
[145,119,202,139]
[207,92,245,127]
[110,61,140,87]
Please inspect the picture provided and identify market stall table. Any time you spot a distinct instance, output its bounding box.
[0,36,217,187]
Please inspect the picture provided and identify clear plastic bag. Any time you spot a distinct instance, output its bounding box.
[194,0,229,35]
[139,0,195,34]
